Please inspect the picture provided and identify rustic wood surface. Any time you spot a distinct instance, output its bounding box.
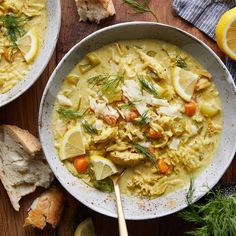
[0,0,235,235]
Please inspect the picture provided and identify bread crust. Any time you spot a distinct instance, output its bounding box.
[2,125,41,156]
[24,186,65,229]
[75,0,116,23]
[0,125,53,211]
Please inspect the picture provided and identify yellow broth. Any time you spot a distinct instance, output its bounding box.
[52,39,222,198]
[0,0,47,93]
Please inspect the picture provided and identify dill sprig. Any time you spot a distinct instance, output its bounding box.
[87,74,124,94]
[120,102,134,110]
[123,0,158,22]
[57,108,87,119]
[82,120,98,134]
[120,99,141,109]
[138,76,161,98]
[132,142,156,164]
[134,110,149,125]
[179,180,236,236]
[186,178,195,205]
[99,75,124,93]
[87,75,109,87]
[0,14,30,47]
[176,56,187,68]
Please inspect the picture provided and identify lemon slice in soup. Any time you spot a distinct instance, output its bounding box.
[90,155,118,180]
[17,28,39,63]
[172,66,199,102]
[74,218,96,236]
[60,126,85,160]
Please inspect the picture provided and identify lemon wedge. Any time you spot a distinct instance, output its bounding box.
[74,218,96,236]
[216,7,236,60]
[90,155,118,180]
[172,66,198,102]
[17,28,39,63]
[60,126,85,160]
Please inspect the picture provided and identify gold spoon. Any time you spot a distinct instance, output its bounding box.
[110,170,128,236]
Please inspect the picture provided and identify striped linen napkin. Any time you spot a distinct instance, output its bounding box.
[173,0,236,82]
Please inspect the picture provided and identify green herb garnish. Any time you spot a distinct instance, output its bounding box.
[88,165,113,192]
[57,108,87,119]
[99,75,124,93]
[134,110,149,125]
[132,142,156,164]
[120,99,141,109]
[123,0,158,22]
[82,120,98,134]
[87,74,124,94]
[0,14,30,47]
[120,102,134,110]
[87,75,109,87]
[186,178,195,205]
[94,179,114,192]
[138,76,161,98]
[176,56,187,68]
[179,180,236,236]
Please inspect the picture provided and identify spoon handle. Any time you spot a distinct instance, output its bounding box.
[113,182,128,236]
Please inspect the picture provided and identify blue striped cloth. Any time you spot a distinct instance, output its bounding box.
[173,0,236,82]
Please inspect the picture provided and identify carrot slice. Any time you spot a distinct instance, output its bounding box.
[4,48,18,63]
[102,115,118,125]
[147,147,156,155]
[184,101,196,116]
[146,128,162,139]
[126,110,139,122]
[158,159,170,174]
[73,156,89,173]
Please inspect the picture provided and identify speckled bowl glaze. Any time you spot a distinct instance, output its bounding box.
[0,0,61,107]
[39,22,236,220]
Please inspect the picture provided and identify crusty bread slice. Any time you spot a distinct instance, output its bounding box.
[2,125,41,156]
[0,125,53,211]
[75,0,116,23]
[24,186,65,229]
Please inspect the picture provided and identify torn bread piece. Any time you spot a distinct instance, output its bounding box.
[0,125,53,211]
[75,0,116,23]
[3,125,41,156]
[24,186,65,229]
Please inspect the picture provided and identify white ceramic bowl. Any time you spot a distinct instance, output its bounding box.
[39,22,236,220]
[0,0,61,107]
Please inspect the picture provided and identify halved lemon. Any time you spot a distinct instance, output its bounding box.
[90,155,118,180]
[17,28,39,63]
[74,218,96,236]
[172,66,199,102]
[216,7,236,60]
[60,126,85,160]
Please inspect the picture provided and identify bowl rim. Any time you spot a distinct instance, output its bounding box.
[0,0,62,107]
[39,21,236,219]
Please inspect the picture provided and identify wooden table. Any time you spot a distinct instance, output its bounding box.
[0,0,235,235]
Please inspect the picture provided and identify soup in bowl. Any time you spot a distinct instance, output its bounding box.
[52,39,222,198]
[39,22,236,219]
[0,0,61,106]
